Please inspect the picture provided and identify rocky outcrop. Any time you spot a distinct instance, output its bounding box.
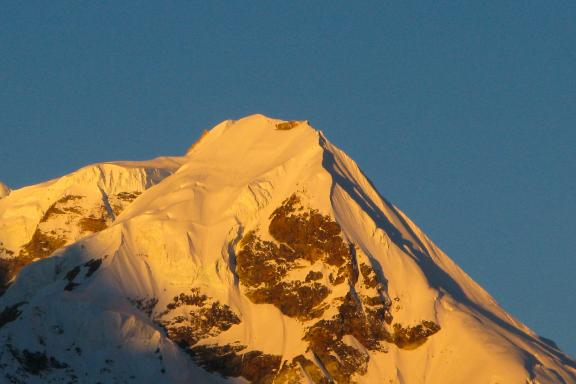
[141,289,283,383]
[236,194,351,321]
[232,194,440,383]
[156,289,241,347]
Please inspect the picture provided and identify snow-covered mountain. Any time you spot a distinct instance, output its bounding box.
[0,115,574,384]
[0,158,185,291]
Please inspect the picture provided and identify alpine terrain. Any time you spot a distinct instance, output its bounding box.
[0,115,574,384]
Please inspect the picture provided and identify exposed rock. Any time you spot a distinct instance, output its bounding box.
[78,216,107,233]
[236,231,332,320]
[275,121,300,131]
[156,289,240,349]
[62,258,103,291]
[268,195,349,268]
[0,256,35,293]
[236,194,355,320]
[276,356,330,384]
[110,191,142,216]
[233,194,441,382]
[115,191,141,202]
[359,263,379,289]
[63,265,81,291]
[151,289,289,383]
[391,321,441,350]
[6,344,69,376]
[188,344,281,384]
[305,270,323,282]
[83,258,102,277]
[22,230,67,261]
[0,302,26,329]
[128,296,158,317]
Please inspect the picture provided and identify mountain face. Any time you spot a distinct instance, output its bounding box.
[0,115,574,384]
[0,158,185,292]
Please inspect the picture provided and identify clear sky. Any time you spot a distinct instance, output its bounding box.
[1,1,575,356]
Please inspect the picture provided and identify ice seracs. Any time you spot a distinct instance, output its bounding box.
[0,115,574,384]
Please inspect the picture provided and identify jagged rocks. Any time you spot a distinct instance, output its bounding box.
[62,258,104,291]
[0,302,25,329]
[157,289,240,347]
[391,321,441,350]
[236,231,330,320]
[268,194,349,269]
[6,345,69,375]
[110,191,141,216]
[189,345,281,384]
[233,194,440,383]
[236,194,353,320]
[359,263,379,289]
[0,256,36,294]
[275,121,300,131]
[277,356,330,384]
[128,297,159,317]
[146,191,441,382]
[147,289,285,383]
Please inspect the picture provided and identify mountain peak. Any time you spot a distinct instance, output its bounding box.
[186,114,313,155]
[179,116,322,187]
[0,117,574,383]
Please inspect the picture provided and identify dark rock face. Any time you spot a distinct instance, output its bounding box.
[237,231,331,320]
[236,194,351,321]
[391,321,441,350]
[188,345,282,384]
[0,256,35,295]
[64,256,108,291]
[0,342,75,383]
[148,289,283,383]
[275,121,299,131]
[6,345,69,375]
[111,191,141,216]
[62,258,104,291]
[0,302,25,330]
[157,289,241,347]
[232,194,441,383]
[276,356,330,384]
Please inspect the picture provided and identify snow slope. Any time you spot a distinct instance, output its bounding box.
[0,157,186,289]
[0,115,574,384]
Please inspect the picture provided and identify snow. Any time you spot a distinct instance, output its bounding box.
[0,114,574,383]
[0,156,185,257]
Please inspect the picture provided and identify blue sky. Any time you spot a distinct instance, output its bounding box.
[1,1,575,355]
